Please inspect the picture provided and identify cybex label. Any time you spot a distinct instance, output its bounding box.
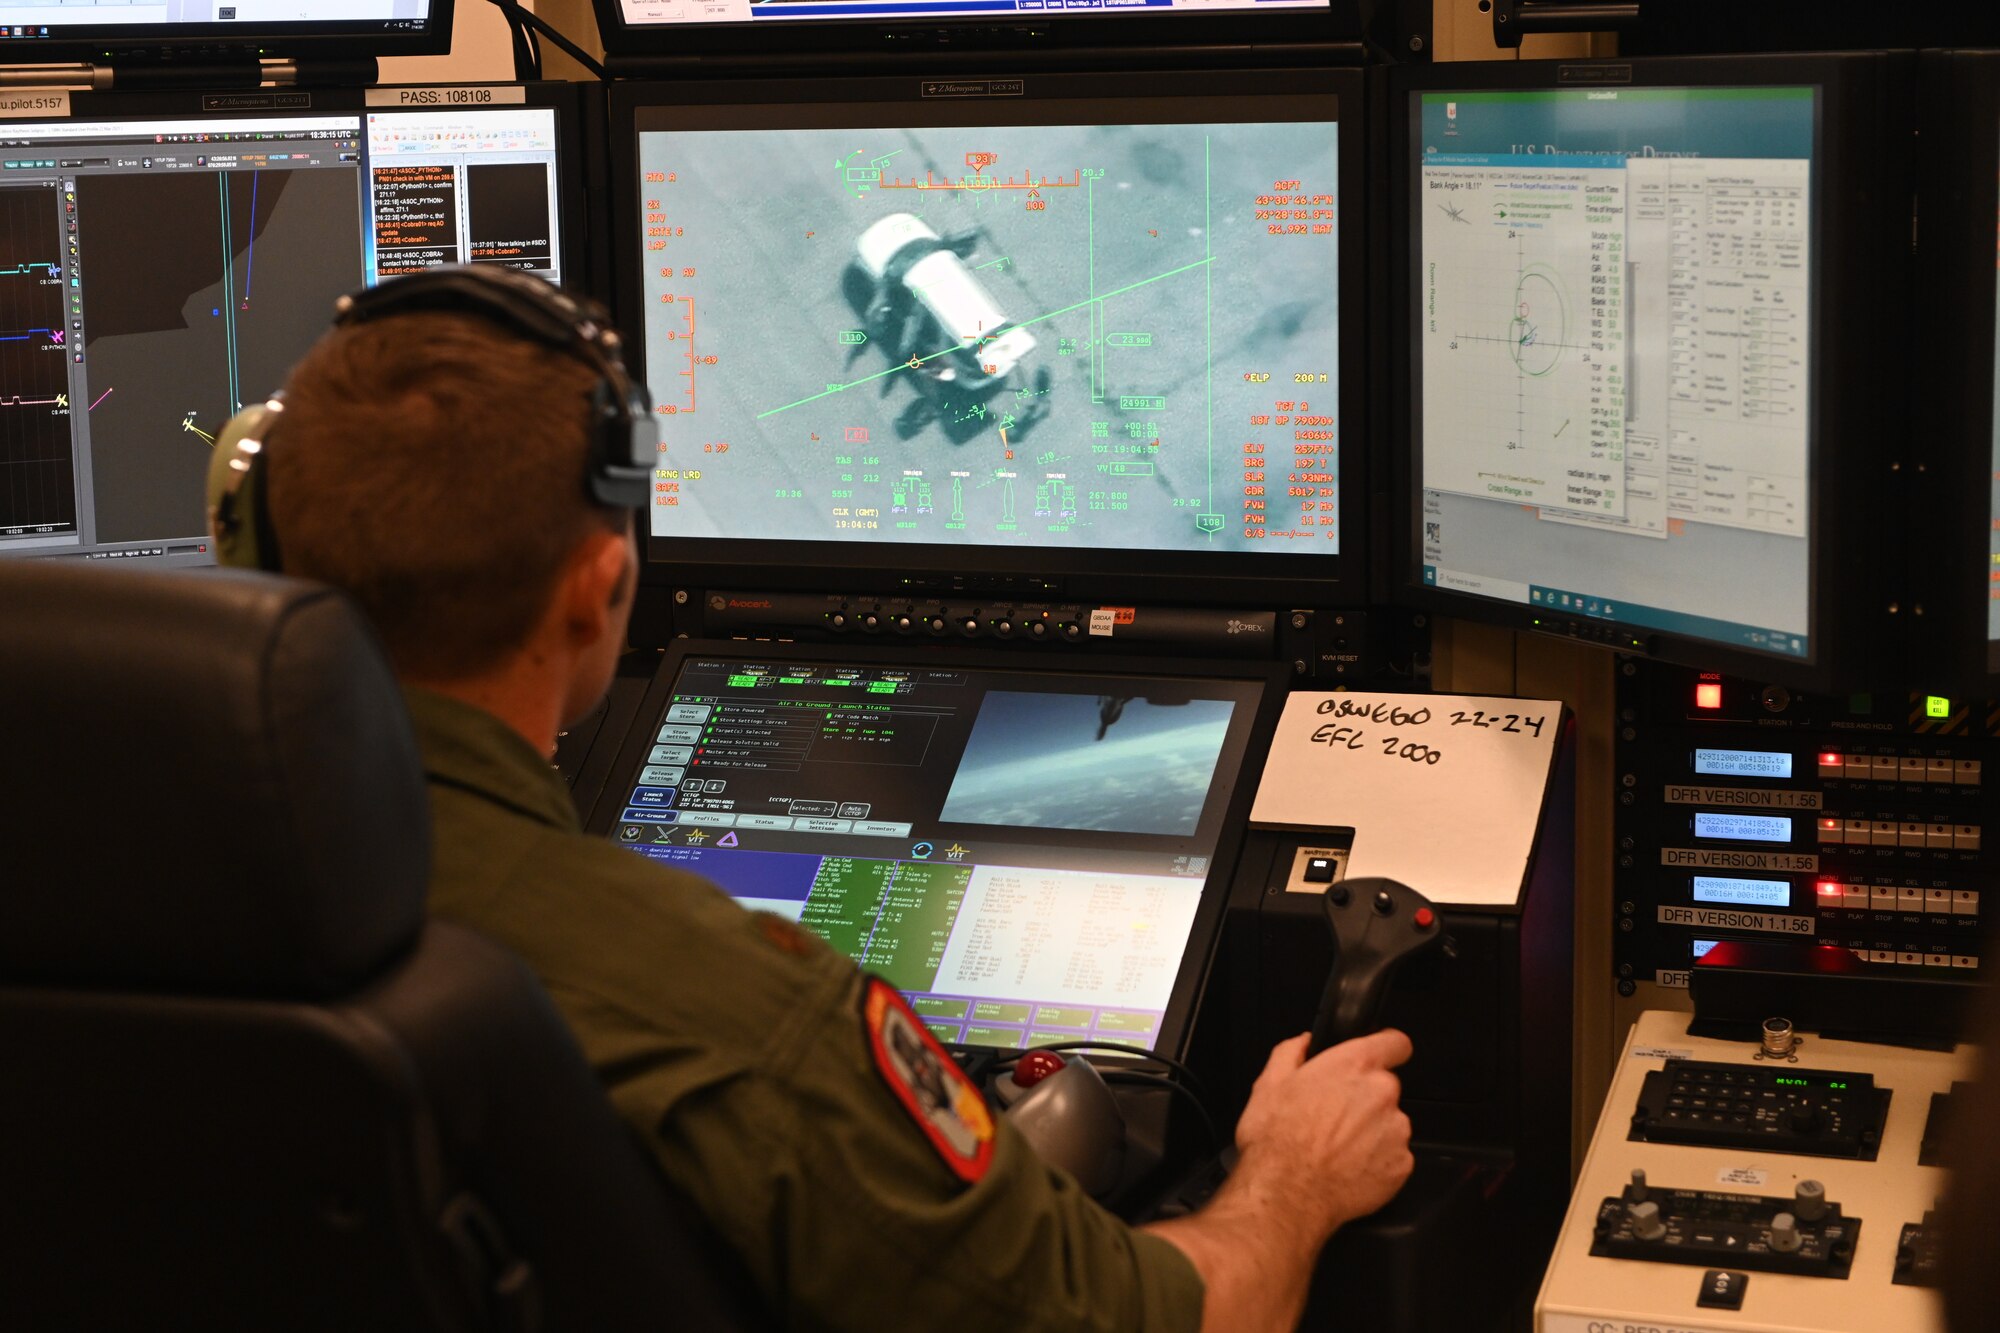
[1666,784,1821,810]
[1658,905,1816,936]
[1662,847,1817,872]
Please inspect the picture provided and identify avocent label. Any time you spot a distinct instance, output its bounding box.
[1662,847,1817,872]
[1658,905,1816,936]
[1665,784,1822,810]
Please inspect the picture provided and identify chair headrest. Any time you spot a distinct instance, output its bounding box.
[0,562,428,999]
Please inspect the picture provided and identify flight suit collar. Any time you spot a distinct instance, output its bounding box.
[400,686,581,833]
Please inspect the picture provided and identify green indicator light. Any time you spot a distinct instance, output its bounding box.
[726,675,757,687]
[1926,695,1951,718]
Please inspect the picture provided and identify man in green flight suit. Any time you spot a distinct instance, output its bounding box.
[255,269,1416,1332]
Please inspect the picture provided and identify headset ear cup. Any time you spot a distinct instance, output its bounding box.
[206,402,280,572]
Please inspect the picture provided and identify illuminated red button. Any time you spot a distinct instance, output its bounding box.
[1414,908,1436,929]
[1011,1049,1067,1089]
[1695,683,1723,710]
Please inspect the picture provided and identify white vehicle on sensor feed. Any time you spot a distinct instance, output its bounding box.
[849,213,1047,441]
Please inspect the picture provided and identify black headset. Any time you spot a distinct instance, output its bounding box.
[209,264,656,572]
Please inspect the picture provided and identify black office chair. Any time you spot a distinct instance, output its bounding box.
[0,561,764,1332]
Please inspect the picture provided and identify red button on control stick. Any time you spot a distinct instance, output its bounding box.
[1413,908,1436,929]
[1012,1049,1068,1089]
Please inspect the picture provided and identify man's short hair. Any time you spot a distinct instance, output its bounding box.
[267,309,626,680]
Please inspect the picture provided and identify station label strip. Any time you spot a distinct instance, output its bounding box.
[1658,905,1816,936]
[1662,847,1817,872]
[1665,784,1823,810]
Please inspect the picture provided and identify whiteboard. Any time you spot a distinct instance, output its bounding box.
[1248,693,1564,908]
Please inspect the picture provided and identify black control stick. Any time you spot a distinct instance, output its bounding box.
[1306,877,1445,1056]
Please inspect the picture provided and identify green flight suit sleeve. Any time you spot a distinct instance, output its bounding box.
[581,962,1206,1333]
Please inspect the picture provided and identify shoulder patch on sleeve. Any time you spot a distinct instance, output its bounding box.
[861,977,995,1184]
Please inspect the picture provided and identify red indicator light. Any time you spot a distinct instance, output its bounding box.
[1694,683,1723,710]
[1819,752,1840,765]
[1817,881,1842,897]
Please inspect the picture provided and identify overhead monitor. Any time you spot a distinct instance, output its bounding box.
[0,85,584,568]
[591,0,1351,63]
[1397,55,1906,687]
[0,0,450,62]
[610,70,1363,612]
[589,645,1285,1057]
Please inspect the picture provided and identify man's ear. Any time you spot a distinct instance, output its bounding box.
[560,527,631,647]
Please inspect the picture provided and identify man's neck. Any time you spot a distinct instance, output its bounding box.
[404,671,563,760]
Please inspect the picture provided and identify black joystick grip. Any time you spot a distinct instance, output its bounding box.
[1306,877,1444,1056]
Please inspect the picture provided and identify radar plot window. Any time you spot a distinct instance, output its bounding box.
[0,93,577,565]
[1413,85,1817,663]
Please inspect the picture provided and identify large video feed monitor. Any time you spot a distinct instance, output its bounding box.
[0,0,450,62]
[0,85,586,568]
[1397,55,1906,687]
[589,645,1286,1057]
[610,71,1364,608]
[591,0,1347,64]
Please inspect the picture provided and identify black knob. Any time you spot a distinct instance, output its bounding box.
[1373,890,1394,916]
[1787,1106,1824,1136]
[1329,885,1350,907]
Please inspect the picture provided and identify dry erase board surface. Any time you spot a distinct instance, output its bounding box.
[1249,693,1564,908]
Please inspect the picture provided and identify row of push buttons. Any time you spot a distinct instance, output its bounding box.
[1812,883,1981,915]
[1816,754,1981,784]
[1857,951,1980,969]
[1815,819,1980,850]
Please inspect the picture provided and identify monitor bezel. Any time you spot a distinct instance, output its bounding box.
[589,0,1350,64]
[0,1,454,64]
[1387,52,1908,692]
[607,68,1369,620]
[584,639,1293,1064]
[1911,50,2000,692]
